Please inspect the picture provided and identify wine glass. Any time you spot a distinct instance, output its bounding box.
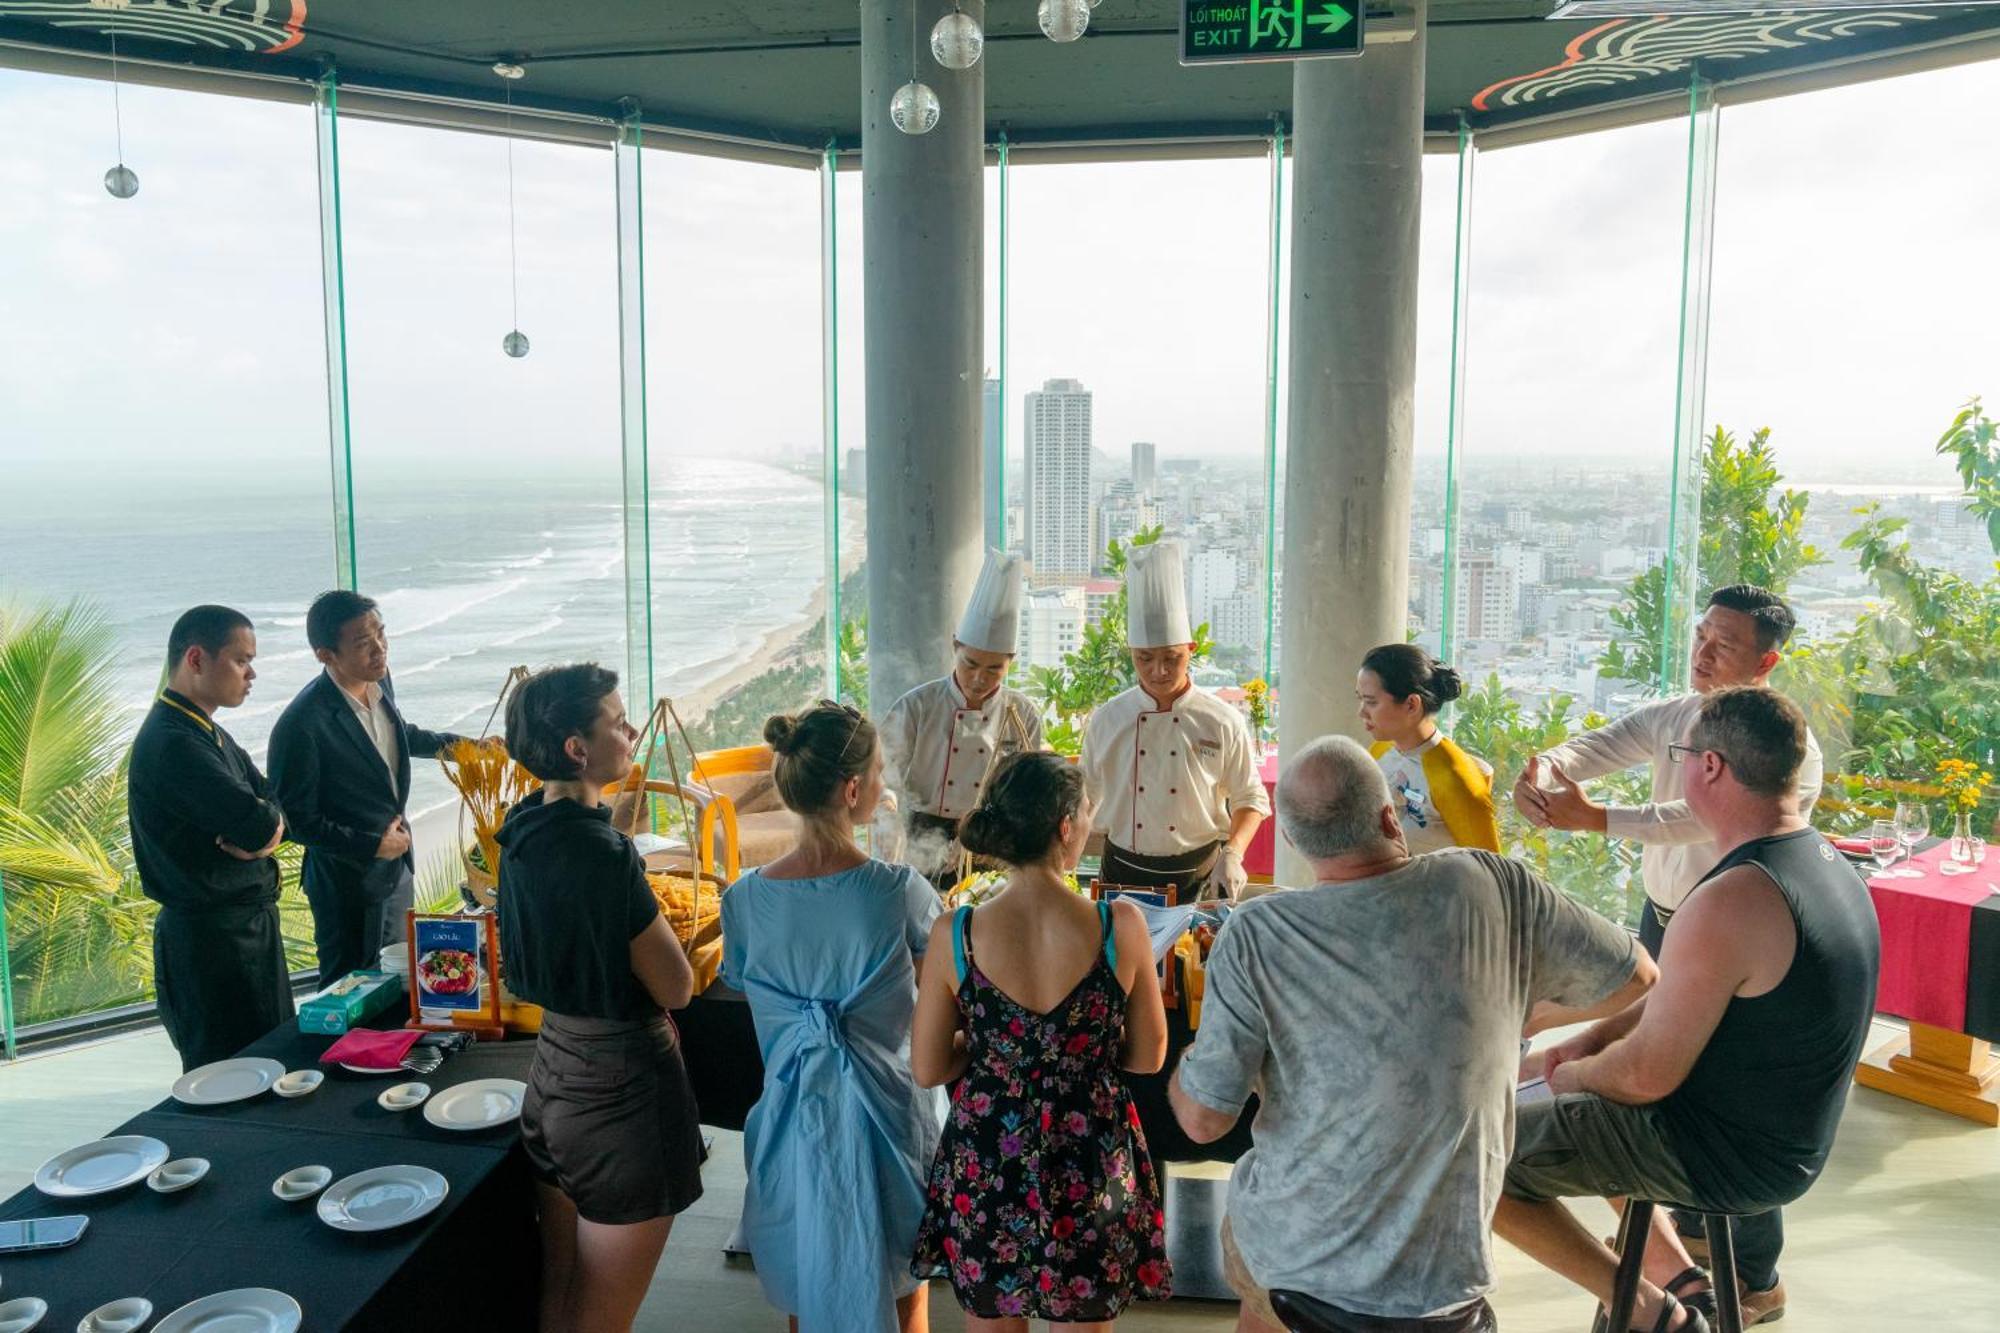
[1868,819,1902,880]
[1893,800,1929,877]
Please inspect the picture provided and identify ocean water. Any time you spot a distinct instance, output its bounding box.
[0,456,836,843]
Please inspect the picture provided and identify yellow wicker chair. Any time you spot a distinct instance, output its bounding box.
[684,744,801,872]
[603,775,743,884]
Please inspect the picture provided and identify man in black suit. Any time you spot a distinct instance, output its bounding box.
[269,590,463,985]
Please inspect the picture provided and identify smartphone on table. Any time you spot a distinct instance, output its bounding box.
[0,1213,89,1252]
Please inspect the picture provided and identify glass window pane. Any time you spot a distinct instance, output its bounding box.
[337,118,621,880]
[1706,64,2000,834]
[1454,119,1688,921]
[1410,148,1465,654]
[1005,157,1270,735]
[642,151,827,751]
[836,161,869,710]
[0,71,330,1024]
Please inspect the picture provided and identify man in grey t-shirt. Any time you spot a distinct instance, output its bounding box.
[1170,736,1655,1331]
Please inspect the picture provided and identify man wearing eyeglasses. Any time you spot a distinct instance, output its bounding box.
[1497,687,1877,1333]
[878,549,1044,886]
[1509,586,1824,1323]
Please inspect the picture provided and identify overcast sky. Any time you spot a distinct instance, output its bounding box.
[0,57,1992,495]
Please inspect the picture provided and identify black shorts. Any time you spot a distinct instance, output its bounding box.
[522,1011,705,1225]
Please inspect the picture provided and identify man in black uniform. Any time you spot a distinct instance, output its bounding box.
[129,605,293,1071]
[269,590,461,985]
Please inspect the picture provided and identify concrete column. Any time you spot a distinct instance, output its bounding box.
[862,0,985,712]
[1276,5,1426,886]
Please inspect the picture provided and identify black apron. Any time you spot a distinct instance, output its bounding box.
[153,900,295,1072]
[1098,839,1222,899]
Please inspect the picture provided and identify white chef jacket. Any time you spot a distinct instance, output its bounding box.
[1081,683,1270,857]
[880,676,1044,821]
[1539,691,1823,911]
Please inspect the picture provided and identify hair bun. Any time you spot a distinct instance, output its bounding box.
[1433,665,1464,704]
[763,715,799,753]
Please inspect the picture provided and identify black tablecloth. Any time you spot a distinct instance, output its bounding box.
[1965,890,2000,1044]
[0,1023,538,1332]
[676,956,1257,1165]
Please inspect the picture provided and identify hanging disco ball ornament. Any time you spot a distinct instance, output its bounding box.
[930,9,984,69]
[502,330,531,358]
[890,80,941,135]
[103,164,140,199]
[1038,0,1090,42]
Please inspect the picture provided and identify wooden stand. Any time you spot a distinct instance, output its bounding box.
[1855,1021,2000,1126]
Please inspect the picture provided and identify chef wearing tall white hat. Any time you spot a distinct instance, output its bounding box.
[1081,539,1268,899]
[879,547,1045,886]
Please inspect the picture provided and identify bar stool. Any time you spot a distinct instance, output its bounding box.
[1597,1199,1746,1333]
[1269,1289,1497,1333]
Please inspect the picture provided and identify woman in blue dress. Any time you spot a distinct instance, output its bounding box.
[722,700,944,1333]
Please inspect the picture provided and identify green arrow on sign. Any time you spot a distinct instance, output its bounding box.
[1306,1,1353,35]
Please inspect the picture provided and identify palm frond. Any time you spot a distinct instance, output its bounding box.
[0,600,127,818]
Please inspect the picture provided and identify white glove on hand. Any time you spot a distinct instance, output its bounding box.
[1204,845,1247,902]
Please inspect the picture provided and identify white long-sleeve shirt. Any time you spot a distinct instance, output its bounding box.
[879,676,1043,821]
[1539,692,1823,911]
[1081,683,1270,857]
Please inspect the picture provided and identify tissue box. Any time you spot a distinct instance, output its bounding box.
[298,970,407,1035]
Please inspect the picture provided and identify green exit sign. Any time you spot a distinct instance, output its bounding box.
[1180,0,1364,64]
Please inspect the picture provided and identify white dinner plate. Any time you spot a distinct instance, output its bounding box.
[315,1165,448,1232]
[336,1062,402,1077]
[152,1288,301,1333]
[171,1057,287,1106]
[422,1078,526,1131]
[34,1135,169,1198]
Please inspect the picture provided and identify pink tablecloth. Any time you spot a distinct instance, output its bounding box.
[1244,748,1280,877]
[1867,841,1992,1032]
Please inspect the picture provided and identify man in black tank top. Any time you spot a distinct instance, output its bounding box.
[1495,687,1880,1332]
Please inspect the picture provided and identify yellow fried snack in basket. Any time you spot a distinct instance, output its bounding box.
[647,869,725,995]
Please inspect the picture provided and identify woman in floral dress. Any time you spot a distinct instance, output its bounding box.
[910,752,1172,1330]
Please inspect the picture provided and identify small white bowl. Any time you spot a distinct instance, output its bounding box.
[272,1164,333,1201]
[78,1297,152,1333]
[273,1069,325,1098]
[0,1296,48,1333]
[378,1081,432,1111]
[147,1156,210,1193]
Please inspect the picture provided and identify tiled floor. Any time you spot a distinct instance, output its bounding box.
[3,1020,1995,1330]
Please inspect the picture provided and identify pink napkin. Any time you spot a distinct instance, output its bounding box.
[320,1028,422,1070]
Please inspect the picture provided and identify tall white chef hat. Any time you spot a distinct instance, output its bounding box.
[954,547,1025,654]
[1125,539,1193,648]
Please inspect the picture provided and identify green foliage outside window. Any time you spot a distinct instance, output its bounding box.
[0,603,314,1029]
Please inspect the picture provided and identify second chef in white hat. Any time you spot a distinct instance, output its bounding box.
[879,548,1045,886]
[1081,539,1268,899]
